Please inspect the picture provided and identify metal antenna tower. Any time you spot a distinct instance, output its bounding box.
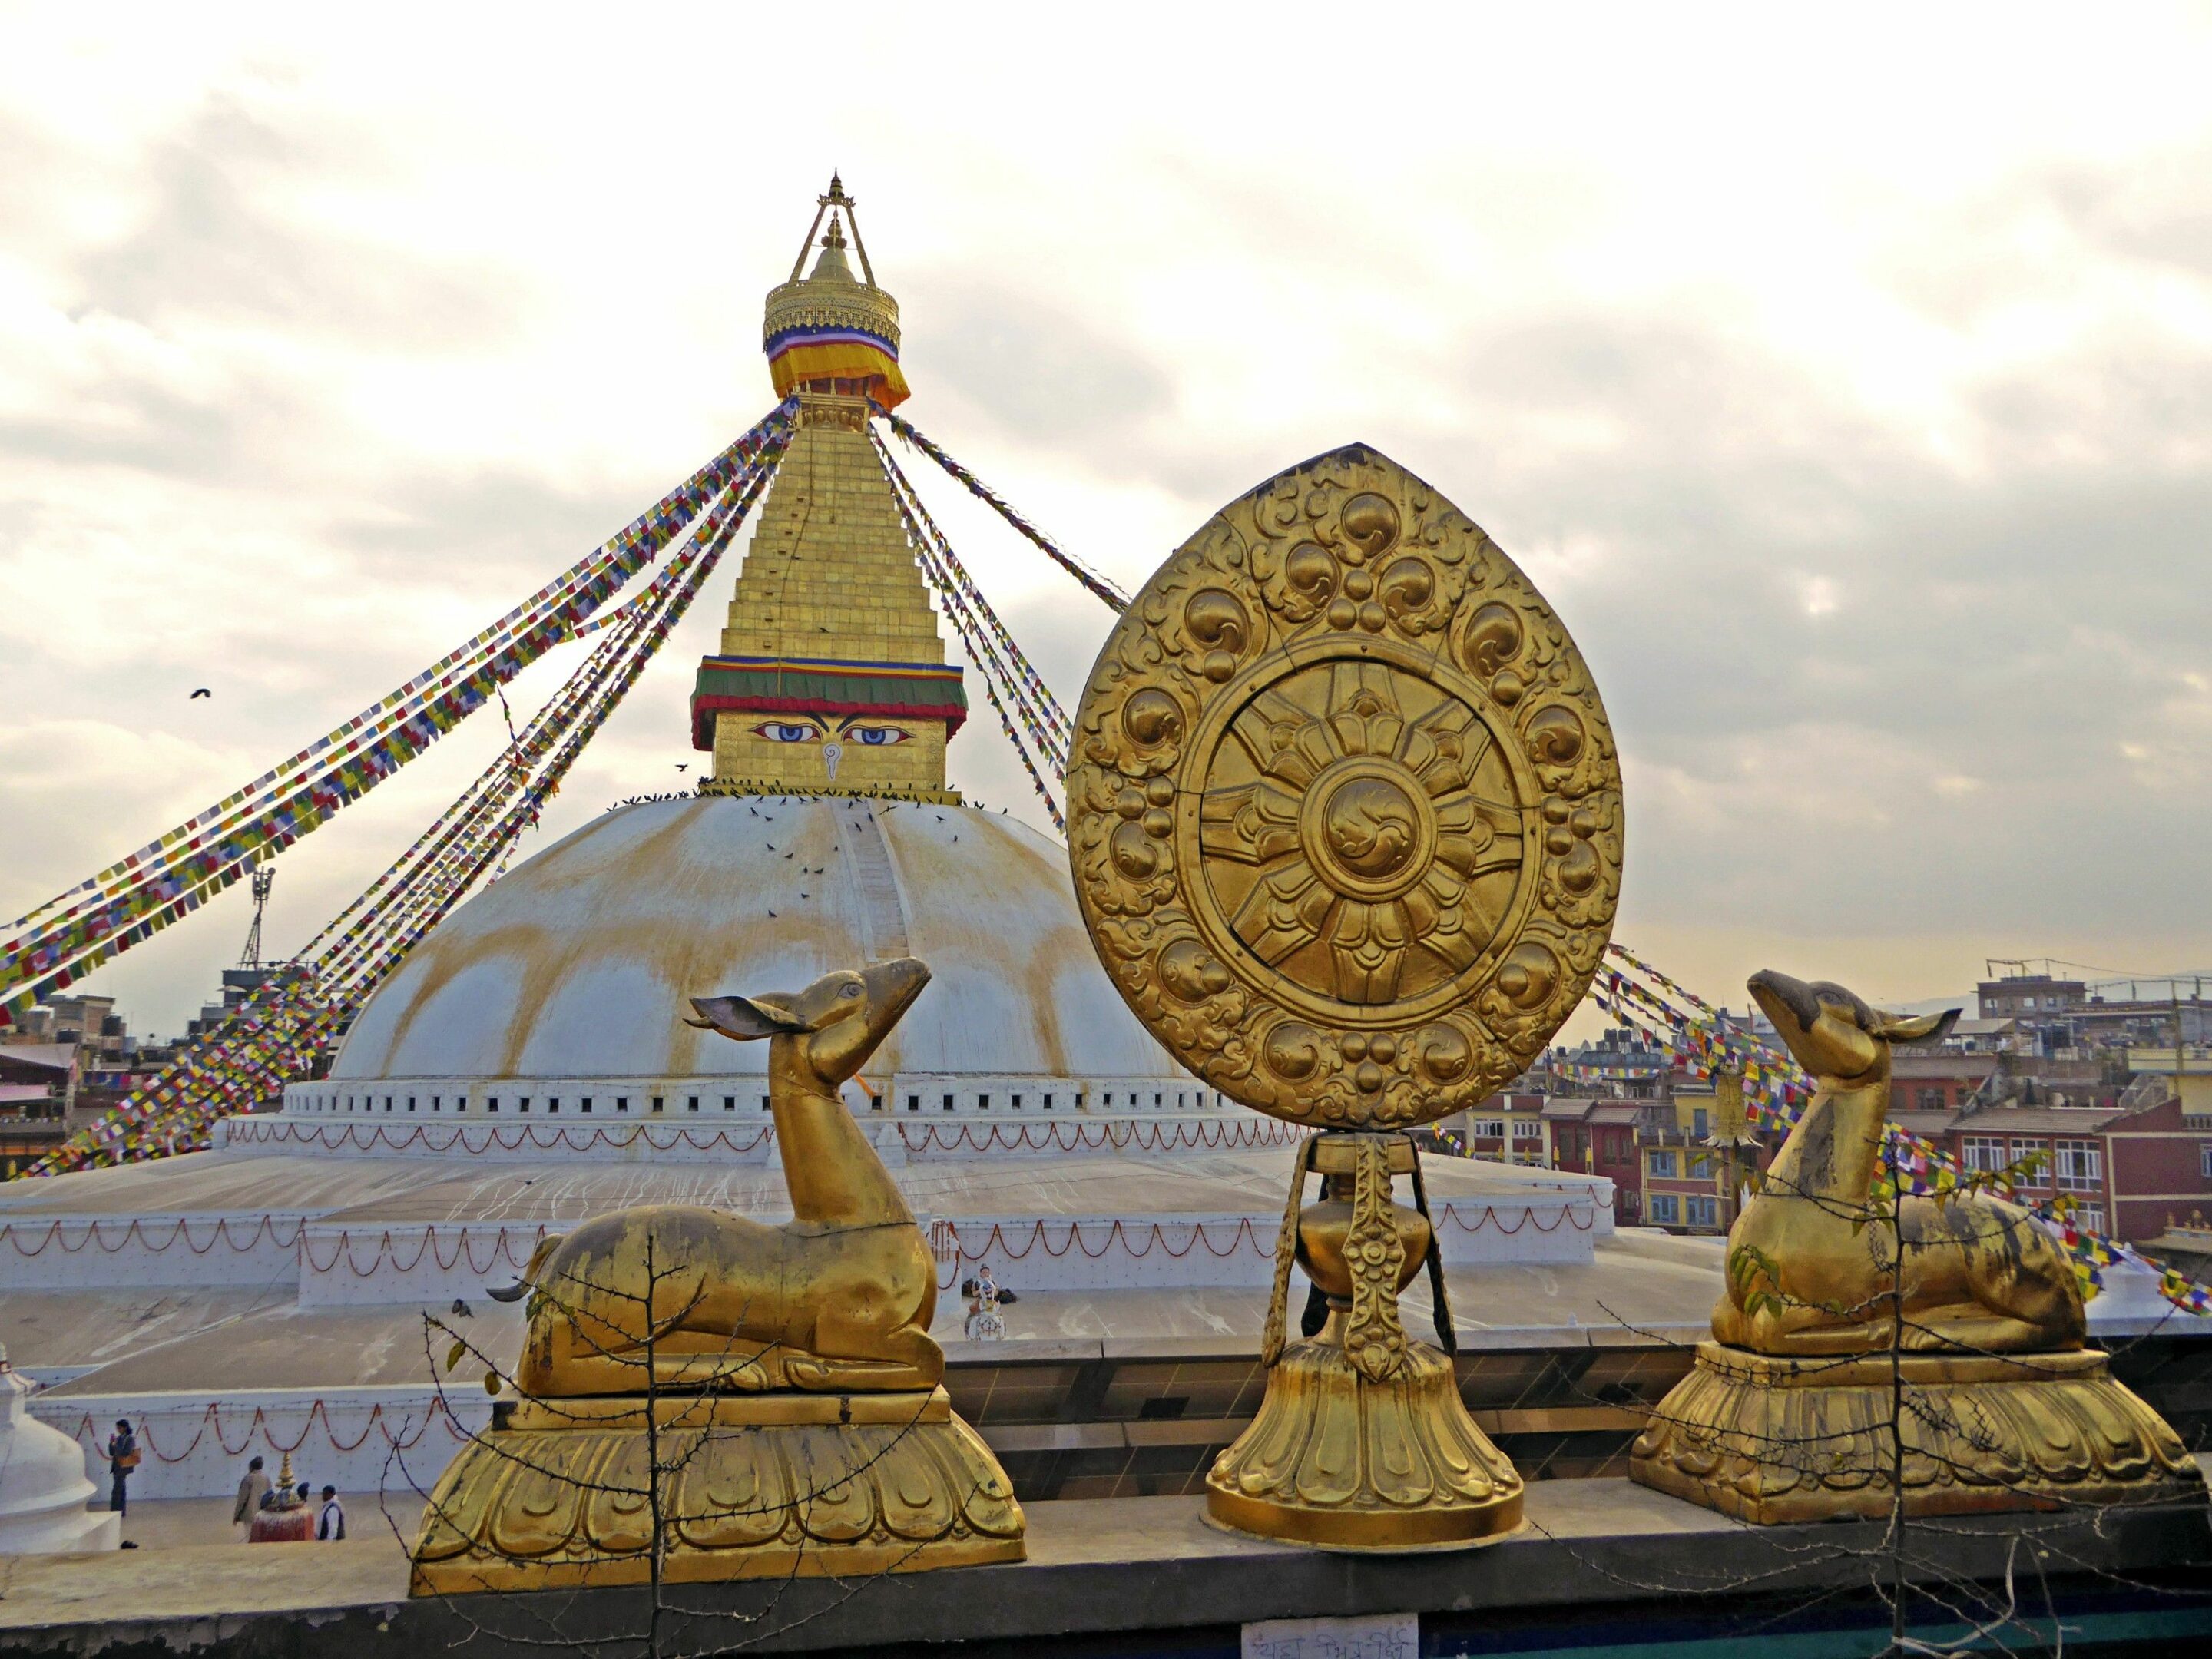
[239,868,274,969]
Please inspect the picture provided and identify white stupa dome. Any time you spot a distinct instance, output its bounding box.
[288,796,1202,1123]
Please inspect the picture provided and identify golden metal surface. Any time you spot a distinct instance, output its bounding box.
[1070,447,1604,1547]
[1717,969,2085,1357]
[410,960,1025,1591]
[411,1394,1023,1593]
[512,959,945,1397]
[1207,1337,1525,1548]
[1631,1342,2204,1523]
[1068,444,1621,1132]
[1631,969,2204,1523]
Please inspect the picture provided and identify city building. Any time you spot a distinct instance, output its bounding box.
[0,1044,75,1171]
[1540,1097,1651,1223]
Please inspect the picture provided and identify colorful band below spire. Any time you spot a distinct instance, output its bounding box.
[690,654,965,750]
[766,327,910,409]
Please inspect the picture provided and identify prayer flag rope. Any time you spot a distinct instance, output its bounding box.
[14,431,790,1178]
[0,403,797,1026]
[873,429,1070,831]
[876,409,1131,611]
[869,429,1068,747]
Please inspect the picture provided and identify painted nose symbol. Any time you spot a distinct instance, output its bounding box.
[822,741,844,781]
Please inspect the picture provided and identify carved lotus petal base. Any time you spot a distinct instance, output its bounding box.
[1205,1338,1525,1548]
[1631,1342,2207,1525]
[409,1386,1024,1594]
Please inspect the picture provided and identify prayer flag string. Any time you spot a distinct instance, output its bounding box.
[876,408,1131,612]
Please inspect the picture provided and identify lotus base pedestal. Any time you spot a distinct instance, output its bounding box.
[1630,1342,2205,1525]
[409,1386,1025,1594]
[1204,1338,1524,1550]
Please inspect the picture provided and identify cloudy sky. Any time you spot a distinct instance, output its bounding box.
[4,5,2209,1035]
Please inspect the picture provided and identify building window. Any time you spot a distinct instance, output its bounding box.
[651,1096,664,1113]
[519,1098,531,1114]
[1012,1094,1022,1109]
[1649,1149,1678,1178]
[581,1098,594,1114]
[1915,1088,1946,1111]
[1687,1151,1715,1179]
[2055,1140,2102,1191]
[1044,1094,1054,1111]
[908,1094,919,1112]
[687,1095,700,1113]
[1513,1121,1541,1141]
[1687,1196,1718,1230]
[724,1096,735,1112]
[943,1094,954,1111]
[1649,1194,1681,1225]
[1962,1136,2006,1174]
[979,1094,990,1110]
[2076,1204,2106,1232]
[488,1098,499,1113]
[548,1099,558,1114]
[761,1096,771,1111]
[1475,1120,1506,1139]
[616,1097,628,1112]
[2200,1144,2212,1179]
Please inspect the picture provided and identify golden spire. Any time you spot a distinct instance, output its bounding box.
[690,179,962,802]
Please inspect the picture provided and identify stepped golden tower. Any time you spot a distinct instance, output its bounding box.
[690,176,967,802]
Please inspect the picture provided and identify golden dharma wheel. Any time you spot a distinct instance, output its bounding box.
[1068,445,1623,1131]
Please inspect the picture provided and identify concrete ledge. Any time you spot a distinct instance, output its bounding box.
[5,1479,2210,1657]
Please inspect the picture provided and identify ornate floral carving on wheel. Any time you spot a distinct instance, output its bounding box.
[1068,445,1623,1129]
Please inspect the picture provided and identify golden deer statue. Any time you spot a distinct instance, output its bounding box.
[1712,969,2085,1356]
[499,957,942,1396]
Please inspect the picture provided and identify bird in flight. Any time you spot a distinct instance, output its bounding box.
[190,688,211,700]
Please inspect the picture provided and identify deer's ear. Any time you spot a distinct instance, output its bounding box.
[1879,1008,1959,1045]
[688,995,806,1040]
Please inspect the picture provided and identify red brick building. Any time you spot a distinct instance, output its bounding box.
[1895,1092,2212,1242]
[1541,1098,1648,1223]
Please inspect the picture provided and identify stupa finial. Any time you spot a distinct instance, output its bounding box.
[764,174,906,408]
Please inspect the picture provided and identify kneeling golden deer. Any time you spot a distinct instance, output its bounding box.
[500,958,942,1396]
[1714,969,2084,1357]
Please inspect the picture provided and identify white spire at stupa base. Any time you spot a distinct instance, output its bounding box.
[0,1343,118,1553]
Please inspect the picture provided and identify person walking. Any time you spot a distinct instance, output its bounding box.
[232,1455,270,1530]
[316,1485,346,1541]
[104,1419,139,1516]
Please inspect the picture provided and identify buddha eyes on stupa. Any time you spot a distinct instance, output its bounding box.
[753,722,820,743]
[849,726,909,747]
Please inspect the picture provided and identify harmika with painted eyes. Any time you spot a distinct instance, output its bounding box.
[750,720,911,747]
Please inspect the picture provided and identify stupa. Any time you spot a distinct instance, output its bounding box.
[280,180,1205,1136]
[0,180,1618,1505]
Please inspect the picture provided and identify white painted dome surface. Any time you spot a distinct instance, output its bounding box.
[331,798,1182,1085]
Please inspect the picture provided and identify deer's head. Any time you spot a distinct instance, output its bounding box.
[1747,969,1958,1086]
[689,958,930,1093]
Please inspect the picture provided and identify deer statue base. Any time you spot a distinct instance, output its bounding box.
[410,1388,1025,1594]
[1204,1134,1525,1549]
[1630,1343,2205,1525]
[404,960,1027,1593]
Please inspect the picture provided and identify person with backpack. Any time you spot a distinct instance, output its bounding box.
[104,1419,139,1515]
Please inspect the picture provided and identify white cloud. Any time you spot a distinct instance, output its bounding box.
[3,5,2210,1029]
